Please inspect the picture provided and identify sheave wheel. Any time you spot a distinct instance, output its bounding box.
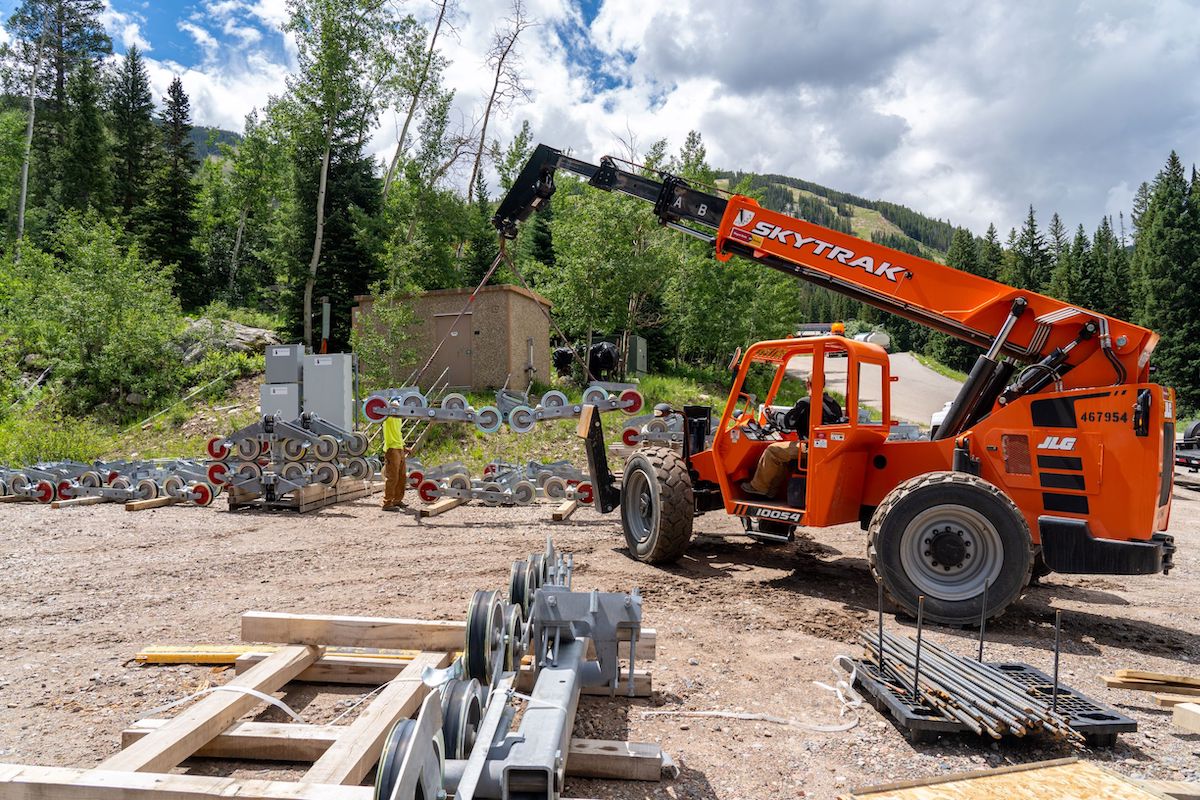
[868,471,1033,626]
[620,446,693,563]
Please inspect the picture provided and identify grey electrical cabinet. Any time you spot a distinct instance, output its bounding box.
[265,344,306,384]
[302,353,354,431]
[627,335,648,376]
[260,383,300,420]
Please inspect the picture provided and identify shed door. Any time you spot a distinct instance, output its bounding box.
[433,313,473,388]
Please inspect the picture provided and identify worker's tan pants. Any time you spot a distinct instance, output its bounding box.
[748,440,801,497]
[383,448,407,507]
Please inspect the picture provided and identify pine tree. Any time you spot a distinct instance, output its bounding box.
[143,77,201,306]
[463,171,499,287]
[1012,206,1050,291]
[1132,152,1200,410]
[58,59,110,212]
[1047,212,1068,279]
[930,227,983,371]
[1093,216,1130,320]
[979,223,1004,280]
[109,45,157,220]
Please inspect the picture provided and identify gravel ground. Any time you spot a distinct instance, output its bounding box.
[1,479,1198,798]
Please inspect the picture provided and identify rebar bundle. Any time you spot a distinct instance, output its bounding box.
[860,629,1085,744]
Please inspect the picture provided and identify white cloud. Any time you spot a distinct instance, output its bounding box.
[101,0,151,51]
[100,0,1199,236]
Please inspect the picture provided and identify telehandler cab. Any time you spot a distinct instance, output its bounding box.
[493,144,1177,625]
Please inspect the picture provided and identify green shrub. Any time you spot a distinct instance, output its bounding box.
[0,401,114,464]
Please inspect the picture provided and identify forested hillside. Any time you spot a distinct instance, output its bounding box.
[0,0,1196,453]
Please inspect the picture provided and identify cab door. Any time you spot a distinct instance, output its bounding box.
[805,342,891,526]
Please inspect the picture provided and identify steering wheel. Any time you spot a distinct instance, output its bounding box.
[782,398,809,433]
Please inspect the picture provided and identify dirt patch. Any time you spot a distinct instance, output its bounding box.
[1,484,1198,797]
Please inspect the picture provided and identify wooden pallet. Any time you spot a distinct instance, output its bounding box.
[0,609,664,799]
[228,478,378,513]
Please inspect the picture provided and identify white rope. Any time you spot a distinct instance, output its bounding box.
[329,682,389,725]
[140,685,306,723]
[812,654,866,717]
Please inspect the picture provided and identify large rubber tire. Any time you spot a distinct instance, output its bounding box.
[868,471,1033,626]
[620,447,694,563]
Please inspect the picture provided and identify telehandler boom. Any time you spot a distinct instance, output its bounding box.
[493,144,1176,624]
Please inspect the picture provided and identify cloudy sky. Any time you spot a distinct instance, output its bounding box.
[4,0,1198,236]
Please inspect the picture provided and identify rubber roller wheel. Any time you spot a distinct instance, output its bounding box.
[582,385,609,406]
[281,462,306,482]
[236,438,262,461]
[529,553,548,587]
[575,481,594,506]
[464,589,504,684]
[313,462,340,487]
[79,471,103,488]
[0,479,8,497]
[363,396,388,422]
[511,480,536,506]
[281,438,308,461]
[540,390,568,409]
[480,481,504,507]
[345,431,370,457]
[408,470,424,489]
[33,480,55,504]
[135,478,159,501]
[543,476,567,500]
[508,405,536,434]
[57,480,75,500]
[441,392,468,411]
[237,462,263,481]
[313,435,340,461]
[189,481,215,507]
[344,456,370,480]
[207,462,229,487]
[162,475,186,498]
[401,391,427,409]
[474,406,502,434]
[620,389,644,415]
[206,436,230,460]
[502,604,524,671]
[448,474,471,493]
[418,479,440,504]
[508,559,529,610]
[440,678,482,760]
[646,418,669,434]
[374,719,444,800]
[621,427,641,447]
[108,476,130,492]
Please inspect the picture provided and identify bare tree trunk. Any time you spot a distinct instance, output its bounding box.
[16,44,42,256]
[227,205,248,293]
[303,111,337,347]
[466,64,504,203]
[383,0,449,199]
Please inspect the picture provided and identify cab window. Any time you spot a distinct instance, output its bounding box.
[857,361,885,426]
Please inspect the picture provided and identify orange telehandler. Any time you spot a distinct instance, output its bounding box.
[492,145,1177,625]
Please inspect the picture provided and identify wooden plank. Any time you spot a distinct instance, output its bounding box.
[418,496,466,517]
[137,644,423,666]
[99,645,321,773]
[844,759,1171,799]
[303,651,450,786]
[0,764,372,800]
[51,495,108,508]
[125,719,662,784]
[125,496,181,512]
[1103,677,1200,696]
[552,499,578,521]
[1174,702,1200,734]
[1154,693,1200,707]
[1140,780,1200,800]
[1116,669,1200,688]
[122,719,340,762]
[241,611,655,661]
[0,494,32,503]
[236,652,415,685]
[566,739,661,781]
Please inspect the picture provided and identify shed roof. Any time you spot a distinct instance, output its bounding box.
[355,283,551,309]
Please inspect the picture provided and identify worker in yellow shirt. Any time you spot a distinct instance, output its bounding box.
[382,399,408,511]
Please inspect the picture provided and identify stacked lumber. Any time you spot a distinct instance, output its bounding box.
[1101,669,1200,734]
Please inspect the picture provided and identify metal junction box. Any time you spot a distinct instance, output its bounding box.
[265,344,306,384]
[260,383,300,420]
[302,353,354,431]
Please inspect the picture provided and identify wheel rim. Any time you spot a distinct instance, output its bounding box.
[899,504,1004,601]
[622,469,656,543]
[583,386,607,405]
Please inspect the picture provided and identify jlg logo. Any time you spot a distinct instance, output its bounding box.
[1037,436,1077,451]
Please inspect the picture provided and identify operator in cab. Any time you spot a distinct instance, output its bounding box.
[741,374,841,499]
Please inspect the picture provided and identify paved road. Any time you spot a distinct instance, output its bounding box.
[790,350,963,426]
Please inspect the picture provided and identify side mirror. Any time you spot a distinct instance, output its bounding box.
[727,347,742,375]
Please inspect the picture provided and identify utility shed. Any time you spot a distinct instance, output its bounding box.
[352,284,551,391]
